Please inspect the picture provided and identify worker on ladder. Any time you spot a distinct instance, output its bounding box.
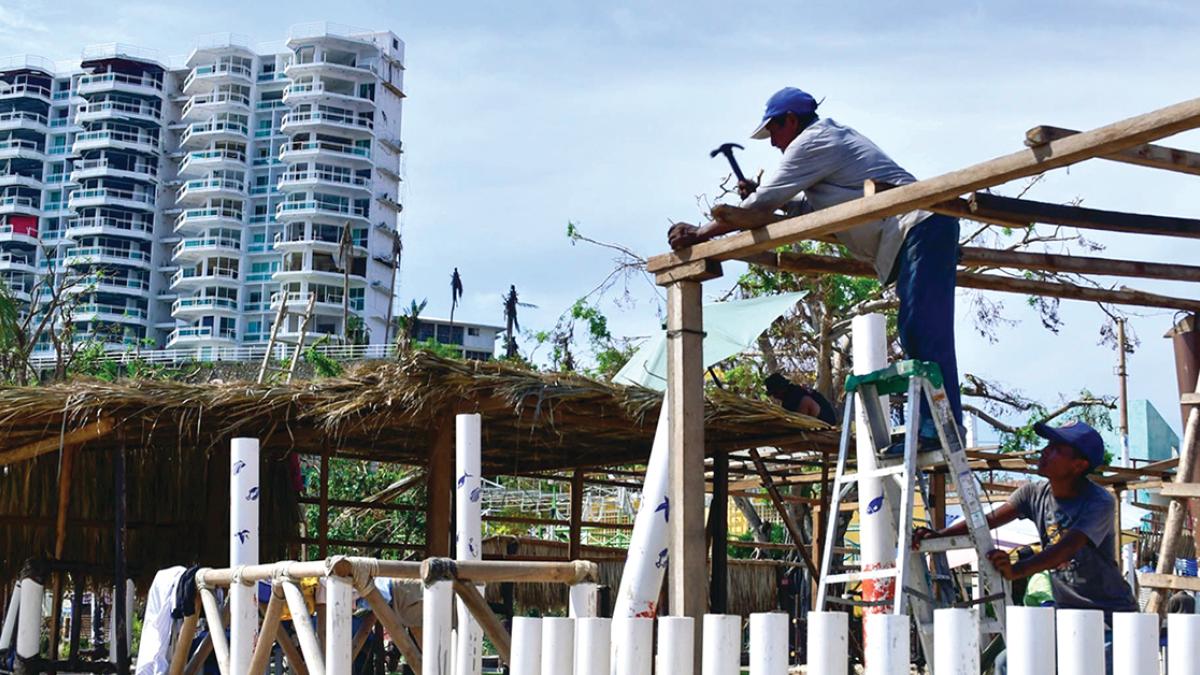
[913,420,1137,674]
[668,87,964,448]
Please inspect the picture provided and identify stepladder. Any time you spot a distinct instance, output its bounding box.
[816,360,1010,665]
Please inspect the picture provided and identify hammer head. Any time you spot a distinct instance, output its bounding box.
[710,142,744,159]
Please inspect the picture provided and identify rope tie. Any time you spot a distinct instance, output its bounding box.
[230,565,248,587]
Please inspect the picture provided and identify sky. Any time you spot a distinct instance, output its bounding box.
[4,0,1198,441]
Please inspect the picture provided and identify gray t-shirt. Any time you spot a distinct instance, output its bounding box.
[1006,480,1137,614]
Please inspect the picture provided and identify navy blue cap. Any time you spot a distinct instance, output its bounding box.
[1034,420,1106,470]
[751,87,819,139]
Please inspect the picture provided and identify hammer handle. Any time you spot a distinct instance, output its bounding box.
[727,157,748,184]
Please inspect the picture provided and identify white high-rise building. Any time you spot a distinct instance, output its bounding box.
[0,23,404,354]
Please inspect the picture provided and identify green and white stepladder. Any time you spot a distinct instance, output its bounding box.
[815,360,1010,664]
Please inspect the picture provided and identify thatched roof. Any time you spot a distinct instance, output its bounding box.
[0,352,836,588]
[0,351,838,473]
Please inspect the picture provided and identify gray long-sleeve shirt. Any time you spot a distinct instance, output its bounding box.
[739,117,932,282]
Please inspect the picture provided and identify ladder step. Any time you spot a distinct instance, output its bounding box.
[822,568,899,585]
[838,465,907,483]
[917,535,978,554]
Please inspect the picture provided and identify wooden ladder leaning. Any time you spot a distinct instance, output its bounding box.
[257,293,318,385]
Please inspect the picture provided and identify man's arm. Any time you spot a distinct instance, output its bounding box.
[911,501,1021,549]
[987,530,1089,581]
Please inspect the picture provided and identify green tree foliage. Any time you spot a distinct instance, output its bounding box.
[303,459,426,559]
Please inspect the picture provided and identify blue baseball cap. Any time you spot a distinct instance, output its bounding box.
[750,87,819,139]
[1034,420,1106,470]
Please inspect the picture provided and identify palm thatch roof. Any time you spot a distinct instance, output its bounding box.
[0,352,836,588]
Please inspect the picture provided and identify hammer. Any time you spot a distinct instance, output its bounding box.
[710,142,748,184]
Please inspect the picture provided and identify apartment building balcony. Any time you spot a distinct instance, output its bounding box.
[169,265,239,290]
[63,245,152,270]
[76,72,164,98]
[278,139,371,167]
[74,302,148,324]
[179,118,249,149]
[171,295,239,317]
[48,116,81,132]
[284,56,380,83]
[0,173,42,191]
[0,195,40,217]
[281,81,374,110]
[0,83,52,105]
[276,168,370,196]
[279,110,373,138]
[181,91,251,121]
[0,139,45,162]
[176,176,245,204]
[272,266,366,286]
[178,148,247,176]
[182,61,254,95]
[74,99,162,126]
[0,111,48,134]
[272,226,366,255]
[72,129,160,156]
[167,325,236,348]
[170,236,241,263]
[173,206,243,234]
[72,274,151,296]
[0,222,39,247]
[271,290,363,316]
[65,215,155,241]
[0,252,36,275]
[69,157,159,184]
[67,187,156,212]
[275,199,369,225]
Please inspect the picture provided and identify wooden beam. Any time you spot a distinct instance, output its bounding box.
[1182,393,1200,406]
[318,448,331,558]
[0,416,115,466]
[1139,572,1200,593]
[709,448,729,614]
[647,96,1200,273]
[569,469,584,560]
[756,249,1200,312]
[1027,125,1200,176]
[745,448,820,581]
[666,280,707,638]
[426,415,454,558]
[966,192,1200,239]
[1160,482,1200,499]
[959,246,1200,283]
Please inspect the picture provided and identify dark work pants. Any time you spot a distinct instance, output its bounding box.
[893,213,963,429]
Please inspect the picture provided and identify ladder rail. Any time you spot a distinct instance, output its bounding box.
[816,398,857,610]
[258,296,290,384]
[891,376,923,616]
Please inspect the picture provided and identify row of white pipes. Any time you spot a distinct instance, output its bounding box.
[492,608,1200,675]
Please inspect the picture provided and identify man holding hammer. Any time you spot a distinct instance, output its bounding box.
[669,87,964,446]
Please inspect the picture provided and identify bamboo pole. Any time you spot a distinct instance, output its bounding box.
[182,635,213,675]
[0,417,114,466]
[247,588,284,675]
[452,580,511,664]
[166,608,199,675]
[362,586,422,674]
[275,627,309,675]
[1026,125,1200,176]
[198,587,231,675]
[282,580,326,675]
[746,447,820,580]
[421,558,598,585]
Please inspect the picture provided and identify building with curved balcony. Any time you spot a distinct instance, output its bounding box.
[0,24,404,355]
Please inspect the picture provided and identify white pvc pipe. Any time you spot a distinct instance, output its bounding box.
[455,414,483,675]
[325,576,353,675]
[851,315,897,621]
[15,575,42,662]
[613,399,671,620]
[540,617,574,675]
[1168,613,1200,675]
[422,580,454,675]
[933,608,978,675]
[569,582,599,618]
[575,617,611,675]
[0,582,19,651]
[749,612,788,675]
[1056,609,1105,675]
[1112,611,1157,675]
[806,611,847,675]
[863,614,907,675]
[1005,606,1055,675]
[509,617,542,675]
[229,437,260,675]
[656,616,694,675]
[702,614,741,675]
[612,617,653,675]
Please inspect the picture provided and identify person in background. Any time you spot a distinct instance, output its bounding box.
[764,372,838,425]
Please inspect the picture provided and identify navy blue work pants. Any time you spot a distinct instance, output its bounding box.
[893,213,963,429]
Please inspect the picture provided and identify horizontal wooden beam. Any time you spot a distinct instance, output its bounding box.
[1160,482,1200,499]
[966,192,1200,239]
[959,246,1200,283]
[1182,393,1200,406]
[648,96,1200,274]
[1027,125,1200,176]
[754,250,1200,312]
[0,417,115,466]
[1139,572,1200,592]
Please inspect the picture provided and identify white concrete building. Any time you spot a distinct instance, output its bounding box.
[414,317,502,361]
[0,23,404,354]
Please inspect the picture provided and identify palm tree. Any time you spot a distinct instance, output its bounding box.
[449,268,464,329]
[395,298,427,353]
[501,285,535,359]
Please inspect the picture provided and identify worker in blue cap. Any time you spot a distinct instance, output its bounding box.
[669,87,964,448]
[912,420,1136,674]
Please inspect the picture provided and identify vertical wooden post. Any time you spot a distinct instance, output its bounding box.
[666,280,706,637]
[709,448,728,614]
[812,457,830,606]
[318,447,331,558]
[48,442,78,673]
[426,415,454,558]
[114,441,129,672]
[929,473,946,530]
[569,469,584,560]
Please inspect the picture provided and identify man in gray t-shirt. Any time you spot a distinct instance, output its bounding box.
[915,420,1136,615]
